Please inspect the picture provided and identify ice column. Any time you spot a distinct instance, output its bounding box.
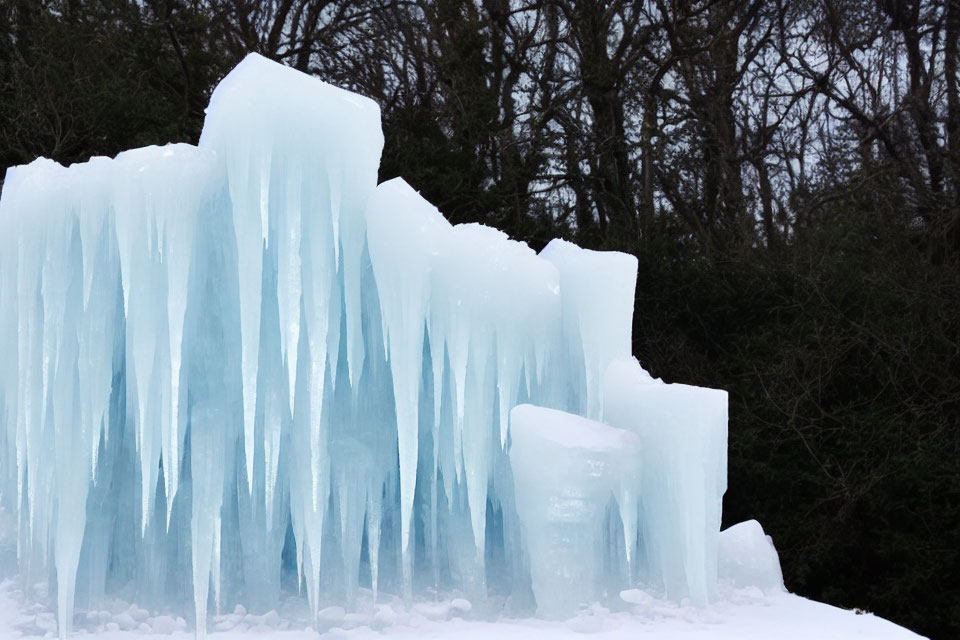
[113,144,219,529]
[539,239,637,419]
[198,53,382,619]
[366,177,450,583]
[509,404,641,618]
[0,158,119,639]
[198,52,382,495]
[367,179,562,590]
[602,357,727,604]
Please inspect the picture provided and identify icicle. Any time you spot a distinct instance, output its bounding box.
[275,166,303,418]
[366,179,449,574]
[199,62,267,495]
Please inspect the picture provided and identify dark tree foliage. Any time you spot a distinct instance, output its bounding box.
[1,1,958,638]
[0,0,227,174]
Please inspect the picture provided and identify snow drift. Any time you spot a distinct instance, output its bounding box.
[0,54,731,637]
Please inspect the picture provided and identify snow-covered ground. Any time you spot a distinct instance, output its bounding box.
[0,578,926,640]
[0,510,926,640]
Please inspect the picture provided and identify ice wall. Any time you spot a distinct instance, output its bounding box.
[0,53,728,637]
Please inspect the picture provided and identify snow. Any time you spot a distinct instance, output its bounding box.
[0,52,925,640]
[0,577,927,640]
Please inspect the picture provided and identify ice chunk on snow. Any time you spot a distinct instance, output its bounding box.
[602,357,727,605]
[718,520,785,593]
[509,404,641,618]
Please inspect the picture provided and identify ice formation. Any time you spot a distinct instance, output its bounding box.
[0,54,730,637]
[718,519,785,593]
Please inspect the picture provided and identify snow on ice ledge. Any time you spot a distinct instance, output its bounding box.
[0,53,919,640]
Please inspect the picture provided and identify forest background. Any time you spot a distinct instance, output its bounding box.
[1,1,958,638]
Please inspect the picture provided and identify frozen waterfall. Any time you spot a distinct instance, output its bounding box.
[0,53,728,637]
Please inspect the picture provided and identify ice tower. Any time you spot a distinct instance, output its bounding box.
[0,54,728,637]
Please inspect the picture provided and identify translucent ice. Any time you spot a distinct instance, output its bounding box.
[539,239,637,419]
[602,357,728,605]
[509,404,640,618]
[718,519,785,593]
[0,53,731,637]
